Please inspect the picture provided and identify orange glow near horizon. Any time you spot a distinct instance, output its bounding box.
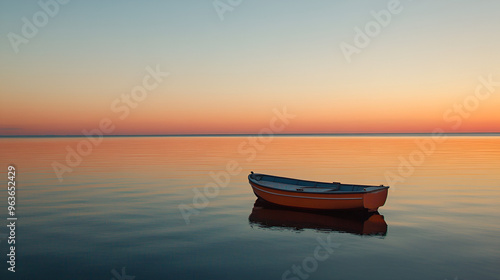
[2,89,499,135]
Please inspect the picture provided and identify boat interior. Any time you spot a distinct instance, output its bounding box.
[249,173,385,193]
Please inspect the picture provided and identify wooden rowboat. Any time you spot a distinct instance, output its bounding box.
[248,172,389,212]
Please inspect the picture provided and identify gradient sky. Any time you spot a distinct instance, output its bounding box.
[1,0,499,135]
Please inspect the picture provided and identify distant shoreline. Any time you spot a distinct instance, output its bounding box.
[1,132,500,138]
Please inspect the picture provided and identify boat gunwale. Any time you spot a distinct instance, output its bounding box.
[248,173,389,195]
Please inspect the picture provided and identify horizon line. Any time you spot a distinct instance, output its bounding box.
[1,132,500,138]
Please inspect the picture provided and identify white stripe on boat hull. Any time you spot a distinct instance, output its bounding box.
[252,184,363,200]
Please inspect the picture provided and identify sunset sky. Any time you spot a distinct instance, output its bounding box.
[1,0,499,135]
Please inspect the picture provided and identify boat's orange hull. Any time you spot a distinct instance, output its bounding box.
[250,182,388,212]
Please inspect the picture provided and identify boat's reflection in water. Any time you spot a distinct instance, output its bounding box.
[249,198,388,236]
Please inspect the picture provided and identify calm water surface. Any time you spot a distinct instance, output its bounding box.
[0,136,499,280]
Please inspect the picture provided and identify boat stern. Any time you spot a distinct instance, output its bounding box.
[363,187,389,212]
